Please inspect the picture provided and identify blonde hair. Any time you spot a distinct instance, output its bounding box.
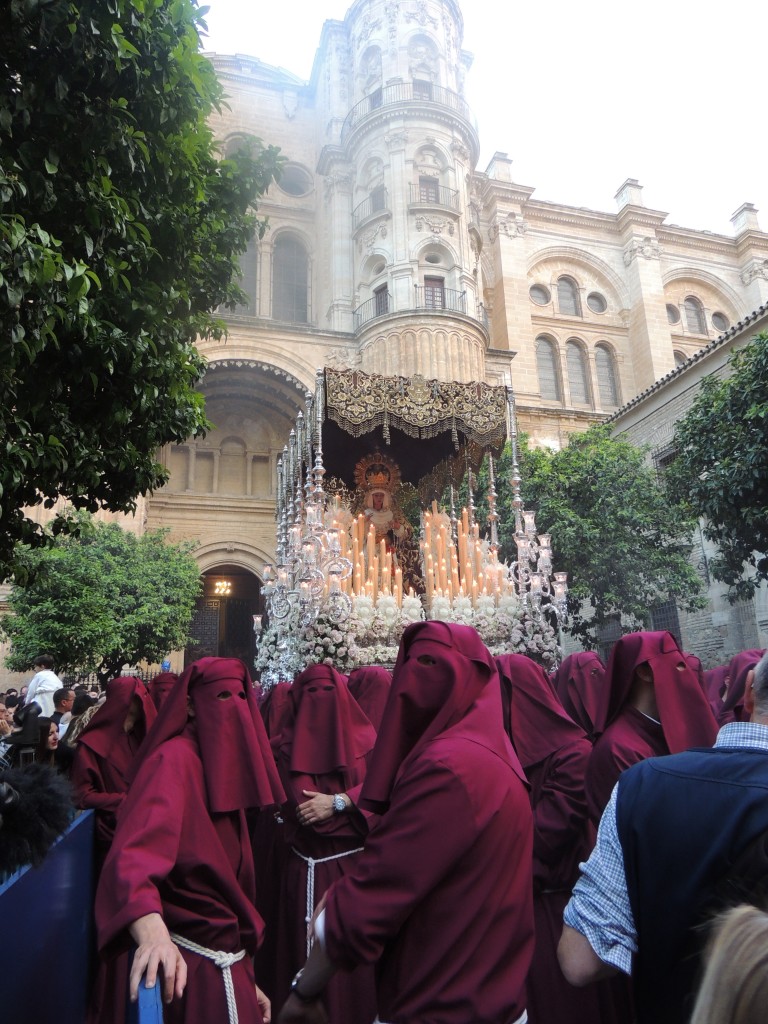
[690,904,768,1024]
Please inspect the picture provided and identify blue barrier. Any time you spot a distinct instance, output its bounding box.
[127,971,163,1024]
[0,810,95,1024]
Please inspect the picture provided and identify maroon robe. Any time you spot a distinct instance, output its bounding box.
[585,631,717,823]
[274,664,377,1023]
[586,706,668,825]
[346,665,392,730]
[703,664,728,721]
[97,735,266,1024]
[95,658,284,1024]
[553,651,609,740]
[148,671,178,711]
[71,676,156,855]
[324,622,534,1024]
[497,654,604,1024]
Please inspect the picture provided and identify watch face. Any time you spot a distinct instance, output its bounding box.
[333,794,345,812]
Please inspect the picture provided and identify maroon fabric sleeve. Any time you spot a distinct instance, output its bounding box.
[324,756,484,967]
[96,746,187,953]
[528,740,592,889]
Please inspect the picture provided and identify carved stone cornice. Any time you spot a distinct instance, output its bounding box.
[658,224,738,258]
[616,203,668,233]
[623,236,661,266]
[316,145,347,176]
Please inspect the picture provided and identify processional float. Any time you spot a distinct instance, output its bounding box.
[254,368,567,685]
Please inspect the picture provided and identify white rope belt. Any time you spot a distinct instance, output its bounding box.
[170,931,246,1024]
[291,845,364,955]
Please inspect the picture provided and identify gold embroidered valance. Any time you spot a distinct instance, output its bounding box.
[323,368,508,448]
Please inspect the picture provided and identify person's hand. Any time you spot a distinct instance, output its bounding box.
[128,913,187,1004]
[256,983,271,1023]
[297,791,336,825]
[277,992,328,1024]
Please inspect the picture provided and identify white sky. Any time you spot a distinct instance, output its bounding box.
[199,0,767,237]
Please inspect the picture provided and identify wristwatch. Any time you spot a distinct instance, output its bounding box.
[290,969,319,1003]
[332,793,347,813]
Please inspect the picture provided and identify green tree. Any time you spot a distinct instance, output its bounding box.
[668,332,768,600]
[1,516,201,684]
[1,0,282,573]
[467,425,704,647]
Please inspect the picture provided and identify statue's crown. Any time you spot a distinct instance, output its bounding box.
[365,469,390,487]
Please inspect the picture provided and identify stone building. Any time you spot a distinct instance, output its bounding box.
[3,0,767,684]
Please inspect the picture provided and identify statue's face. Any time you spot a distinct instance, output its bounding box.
[372,492,384,511]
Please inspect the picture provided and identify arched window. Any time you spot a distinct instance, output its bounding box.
[536,336,562,401]
[233,231,258,316]
[557,276,582,317]
[674,350,687,368]
[272,236,309,323]
[566,340,591,406]
[683,295,706,334]
[595,344,620,408]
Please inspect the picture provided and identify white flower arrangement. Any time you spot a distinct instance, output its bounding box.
[430,595,452,621]
[451,594,474,625]
[401,594,425,625]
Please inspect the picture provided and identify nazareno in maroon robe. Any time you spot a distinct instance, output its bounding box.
[346,664,392,730]
[273,663,378,1024]
[148,670,179,711]
[323,622,535,1024]
[553,651,610,741]
[71,675,156,855]
[95,657,285,1024]
[585,631,718,824]
[498,654,609,1024]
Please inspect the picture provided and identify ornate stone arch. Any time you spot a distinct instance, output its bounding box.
[528,246,630,310]
[195,541,274,579]
[661,267,744,316]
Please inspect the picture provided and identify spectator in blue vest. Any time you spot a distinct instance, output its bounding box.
[558,650,768,1024]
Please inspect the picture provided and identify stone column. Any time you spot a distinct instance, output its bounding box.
[732,204,768,310]
[186,442,197,492]
[615,180,674,391]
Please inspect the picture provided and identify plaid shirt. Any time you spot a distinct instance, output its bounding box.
[563,721,768,973]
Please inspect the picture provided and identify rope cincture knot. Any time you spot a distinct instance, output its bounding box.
[170,931,246,1024]
[291,845,364,955]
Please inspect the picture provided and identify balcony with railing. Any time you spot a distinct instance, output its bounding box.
[341,82,477,144]
[352,188,390,230]
[413,286,467,314]
[354,291,392,331]
[408,183,460,210]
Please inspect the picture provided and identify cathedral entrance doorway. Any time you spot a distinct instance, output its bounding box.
[184,564,262,669]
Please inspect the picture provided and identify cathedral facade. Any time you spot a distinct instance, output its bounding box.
[3,0,766,682]
[143,0,768,663]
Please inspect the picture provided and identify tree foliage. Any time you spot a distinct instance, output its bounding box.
[1,515,201,683]
[1,0,282,573]
[467,424,704,647]
[668,332,768,600]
